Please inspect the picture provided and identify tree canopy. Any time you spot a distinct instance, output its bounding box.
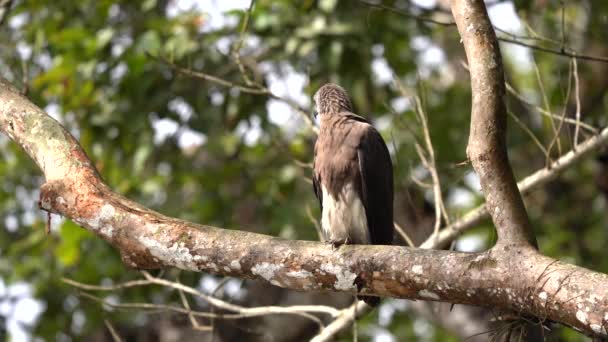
[1,0,607,341]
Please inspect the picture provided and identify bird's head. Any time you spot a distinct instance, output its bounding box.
[313,83,353,118]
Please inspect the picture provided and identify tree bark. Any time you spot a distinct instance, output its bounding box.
[451,0,537,249]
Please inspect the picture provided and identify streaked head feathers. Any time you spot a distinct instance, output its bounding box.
[313,83,354,116]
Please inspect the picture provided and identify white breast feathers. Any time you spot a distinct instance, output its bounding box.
[321,183,370,245]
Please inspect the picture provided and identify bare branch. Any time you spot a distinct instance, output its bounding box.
[104,319,123,342]
[452,0,537,248]
[359,0,608,64]
[497,37,608,64]
[506,109,549,157]
[393,222,415,248]
[546,58,573,163]
[178,289,213,331]
[506,83,597,134]
[306,204,324,241]
[310,301,368,342]
[63,273,341,319]
[572,57,582,149]
[421,126,608,249]
[232,0,256,86]
[80,291,324,327]
[395,79,450,239]
[61,277,152,291]
[533,59,561,158]
[155,55,269,95]
[359,0,455,26]
[140,271,342,318]
[154,55,318,134]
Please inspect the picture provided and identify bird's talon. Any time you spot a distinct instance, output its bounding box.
[327,239,346,250]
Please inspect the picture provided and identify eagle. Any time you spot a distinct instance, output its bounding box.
[312,83,394,306]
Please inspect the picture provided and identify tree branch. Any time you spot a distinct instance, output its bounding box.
[420,126,608,249]
[452,0,537,248]
[310,301,367,342]
[154,55,318,134]
[359,0,608,64]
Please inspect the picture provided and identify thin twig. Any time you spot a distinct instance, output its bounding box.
[572,57,582,150]
[310,301,368,342]
[104,319,122,342]
[306,204,324,241]
[232,0,256,86]
[20,58,28,96]
[559,1,566,53]
[179,290,212,331]
[394,222,415,247]
[533,59,561,159]
[420,127,608,249]
[521,22,560,45]
[154,55,318,133]
[71,282,327,330]
[358,0,608,64]
[505,83,597,133]
[293,159,313,169]
[63,274,340,319]
[359,0,455,26]
[545,58,574,166]
[61,277,152,291]
[410,173,433,188]
[494,25,559,46]
[81,291,322,325]
[209,277,232,336]
[395,78,449,237]
[156,55,269,95]
[140,271,340,317]
[507,109,549,158]
[496,37,608,64]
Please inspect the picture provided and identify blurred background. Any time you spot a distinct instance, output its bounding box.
[0,0,607,341]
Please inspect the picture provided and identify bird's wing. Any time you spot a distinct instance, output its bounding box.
[312,168,322,210]
[312,145,323,210]
[357,124,394,245]
[342,113,369,124]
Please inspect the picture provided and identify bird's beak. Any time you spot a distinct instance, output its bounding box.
[313,109,318,118]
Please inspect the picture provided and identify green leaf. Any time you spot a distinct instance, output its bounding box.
[133,145,152,174]
[142,0,157,11]
[319,0,338,12]
[56,220,93,267]
[136,30,162,55]
[96,28,115,49]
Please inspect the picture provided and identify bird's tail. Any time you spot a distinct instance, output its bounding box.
[358,295,380,307]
